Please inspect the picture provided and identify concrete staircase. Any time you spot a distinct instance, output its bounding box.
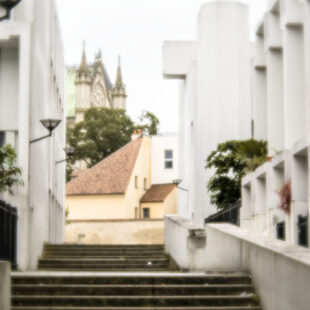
[11,243,261,310]
[38,244,171,271]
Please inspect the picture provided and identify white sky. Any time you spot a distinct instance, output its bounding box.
[56,0,268,133]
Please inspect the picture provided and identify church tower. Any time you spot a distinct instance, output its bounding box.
[111,56,127,110]
[75,43,91,122]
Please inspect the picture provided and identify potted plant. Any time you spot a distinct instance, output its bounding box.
[278,182,291,214]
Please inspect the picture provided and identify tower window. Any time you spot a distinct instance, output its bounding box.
[164,150,173,169]
[135,176,138,188]
[144,178,147,190]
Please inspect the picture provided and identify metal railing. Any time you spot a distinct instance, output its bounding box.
[0,200,17,268]
[204,200,241,226]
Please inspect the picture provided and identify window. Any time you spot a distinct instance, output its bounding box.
[143,208,150,219]
[0,132,5,147]
[144,178,147,190]
[164,149,173,169]
[135,176,138,188]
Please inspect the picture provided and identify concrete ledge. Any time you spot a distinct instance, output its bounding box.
[0,261,10,310]
[205,223,310,310]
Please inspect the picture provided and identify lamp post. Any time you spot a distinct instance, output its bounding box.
[172,179,189,218]
[30,119,61,144]
[55,147,75,164]
[0,0,22,22]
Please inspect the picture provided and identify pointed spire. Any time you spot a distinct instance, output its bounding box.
[75,41,91,84]
[114,55,125,90]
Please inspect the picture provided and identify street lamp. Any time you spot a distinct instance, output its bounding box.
[30,119,61,144]
[0,0,22,22]
[56,147,75,164]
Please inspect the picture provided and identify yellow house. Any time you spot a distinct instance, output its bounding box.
[65,135,178,244]
[66,135,177,221]
[140,184,177,219]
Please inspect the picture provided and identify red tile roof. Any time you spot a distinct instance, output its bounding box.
[66,137,143,195]
[140,184,176,203]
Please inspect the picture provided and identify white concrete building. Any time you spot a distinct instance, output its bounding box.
[162,0,251,224]
[0,0,65,270]
[240,0,310,247]
[151,134,179,185]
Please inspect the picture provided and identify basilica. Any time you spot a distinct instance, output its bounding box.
[66,46,127,125]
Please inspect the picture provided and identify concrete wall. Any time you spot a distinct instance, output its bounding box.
[151,135,179,185]
[163,1,251,225]
[204,224,310,310]
[0,0,65,270]
[165,216,310,310]
[0,261,10,310]
[65,219,164,244]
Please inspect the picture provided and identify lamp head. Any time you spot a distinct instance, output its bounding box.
[172,179,182,185]
[0,0,22,10]
[64,146,75,158]
[40,119,61,134]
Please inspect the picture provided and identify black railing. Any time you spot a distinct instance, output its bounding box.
[0,200,18,268]
[204,200,241,226]
[298,215,308,247]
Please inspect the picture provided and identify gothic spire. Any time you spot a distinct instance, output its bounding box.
[76,41,90,84]
[113,56,126,93]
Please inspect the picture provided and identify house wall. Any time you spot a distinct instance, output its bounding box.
[65,219,164,244]
[125,136,152,218]
[162,1,251,225]
[140,187,177,219]
[0,0,65,270]
[151,135,179,184]
[66,194,126,220]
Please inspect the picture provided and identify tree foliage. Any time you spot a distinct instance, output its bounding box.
[66,108,161,181]
[67,108,134,169]
[0,144,23,194]
[137,110,160,135]
[205,139,267,210]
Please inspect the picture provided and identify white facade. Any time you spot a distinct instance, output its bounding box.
[151,134,179,184]
[0,0,65,270]
[240,0,310,247]
[163,1,251,224]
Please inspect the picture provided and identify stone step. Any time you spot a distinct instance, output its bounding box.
[12,275,253,285]
[12,284,254,296]
[43,251,165,256]
[12,307,261,310]
[43,250,166,255]
[44,245,164,250]
[42,255,167,259]
[12,295,258,307]
[39,258,168,264]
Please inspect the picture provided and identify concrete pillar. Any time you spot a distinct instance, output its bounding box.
[254,176,267,234]
[283,25,306,148]
[0,261,11,310]
[266,49,284,154]
[241,183,252,230]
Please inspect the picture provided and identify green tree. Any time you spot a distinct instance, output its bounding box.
[67,107,134,170]
[137,110,160,135]
[0,144,23,194]
[205,139,267,210]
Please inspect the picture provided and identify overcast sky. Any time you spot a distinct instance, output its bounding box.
[56,0,267,133]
